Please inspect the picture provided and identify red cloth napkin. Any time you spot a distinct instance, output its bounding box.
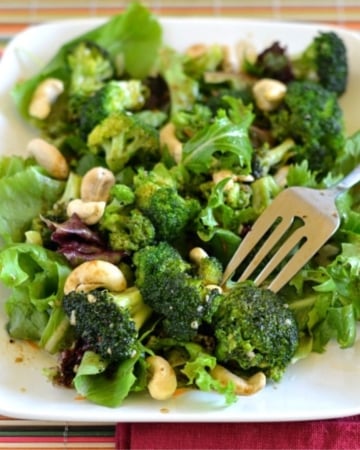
[116,416,360,449]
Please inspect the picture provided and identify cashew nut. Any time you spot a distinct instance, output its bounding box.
[67,198,105,225]
[211,364,266,396]
[212,170,254,190]
[80,167,116,202]
[236,40,258,69]
[212,169,235,191]
[252,78,287,112]
[160,122,182,164]
[186,43,209,59]
[27,138,69,180]
[205,284,223,294]
[273,165,290,188]
[64,260,127,295]
[186,43,230,70]
[189,247,209,265]
[146,355,177,400]
[28,78,64,119]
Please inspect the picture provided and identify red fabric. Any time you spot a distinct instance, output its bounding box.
[116,416,360,449]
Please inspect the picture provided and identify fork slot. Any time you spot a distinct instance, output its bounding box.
[221,217,278,284]
[253,226,307,289]
[238,215,295,282]
[267,225,336,292]
[221,202,293,285]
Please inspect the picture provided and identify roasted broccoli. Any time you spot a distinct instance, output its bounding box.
[100,207,156,252]
[79,80,147,137]
[87,112,160,172]
[268,80,346,174]
[133,242,222,341]
[62,286,152,363]
[212,283,299,381]
[251,138,295,178]
[99,181,156,254]
[66,40,115,96]
[292,31,348,95]
[134,168,200,241]
[171,103,213,141]
[196,254,223,285]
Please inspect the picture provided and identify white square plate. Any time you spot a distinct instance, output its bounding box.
[0,17,360,423]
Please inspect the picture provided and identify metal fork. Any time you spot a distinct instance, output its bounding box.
[221,164,360,293]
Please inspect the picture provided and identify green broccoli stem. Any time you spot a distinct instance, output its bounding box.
[55,171,82,207]
[287,294,318,312]
[111,286,152,330]
[251,175,281,214]
[39,306,72,354]
[260,138,295,174]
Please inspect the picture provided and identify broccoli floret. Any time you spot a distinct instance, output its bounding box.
[87,112,160,172]
[268,80,346,174]
[212,283,299,381]
[197,256,223,285]
[66,40,115,96]
[134,241,190,285]
[292,31,348,95]
[79,80,147,137]
[250,175,281,216]
[171,103,213,141]
[62,286,152,363]
[134,242,221,341]
[101,208,156,252]
[251,138,295,178]
[99,183,155,252]
[134,169,200,241]
[197,172,254,242]
[110,183,136,205]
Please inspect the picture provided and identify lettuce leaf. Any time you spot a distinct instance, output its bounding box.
[0,243,71,341]
[73,351,140,407]
[288,236,360,353]
[181,99,253,175]
[181,343,237,405]
[0,157,64,244]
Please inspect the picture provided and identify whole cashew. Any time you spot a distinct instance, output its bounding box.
[64,260,127,295]
[252,78,287,112]
[160,123,183,164]
[212,169,235,191]
[28,78,64,119]
[146,355,177,400]
[80,167,116,202]
[27,138,69,180]
[212,170,254,190]
[205,284,223,294]
[211,364,266,396]
[67,198,105,225]
[189,247,209,265]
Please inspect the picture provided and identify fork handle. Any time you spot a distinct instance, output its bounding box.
[332,164,360,195]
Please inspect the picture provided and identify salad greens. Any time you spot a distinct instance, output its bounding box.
[1,2,360,407]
